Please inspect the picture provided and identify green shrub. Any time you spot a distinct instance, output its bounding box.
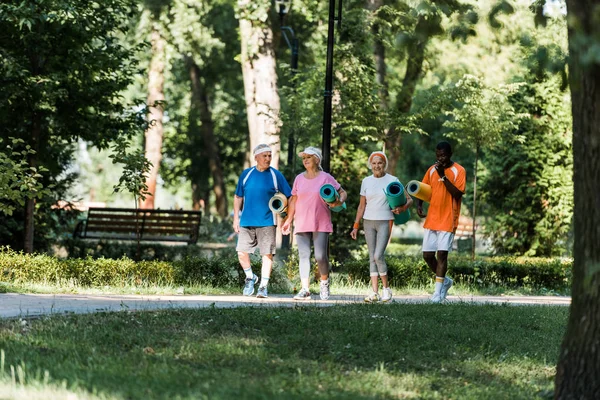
[343,254,572,291]
[61,238,236,261]
[0,247,288,290]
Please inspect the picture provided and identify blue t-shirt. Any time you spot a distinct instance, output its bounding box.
[235,167,292,227]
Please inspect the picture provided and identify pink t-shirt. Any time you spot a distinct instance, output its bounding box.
[292,172,341,233]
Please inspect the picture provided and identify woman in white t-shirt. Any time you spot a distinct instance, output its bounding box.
[350,151,412,302]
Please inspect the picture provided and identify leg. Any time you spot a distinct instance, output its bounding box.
[296,233,312,290]
[436,251,449,277]
[239,251,258,296]
[370,276,379,293]
[313,232,330,280]
[372,220,391,286]
[236,227,257,279]
[422,229,438,274]
[238,251,251,271]
[423,251,437,274]
[363,220,380,292]
[261,254,274,285]
[313,232,331,300]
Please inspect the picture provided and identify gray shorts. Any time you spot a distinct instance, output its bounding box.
[236,226,277,255]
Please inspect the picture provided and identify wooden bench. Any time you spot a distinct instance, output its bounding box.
[74,208,202,244]
[454,216,476,239]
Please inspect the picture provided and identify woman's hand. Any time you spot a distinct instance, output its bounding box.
[281,219,291,235]
[391,205,407,214]
[327,199,343,208]
[350,228,358,240]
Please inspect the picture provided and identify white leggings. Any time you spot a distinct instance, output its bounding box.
[296,232,330,279]
[364,219,391,277]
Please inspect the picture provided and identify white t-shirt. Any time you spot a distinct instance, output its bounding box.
[360,174,399,220]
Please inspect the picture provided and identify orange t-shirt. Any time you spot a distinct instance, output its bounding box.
[422,162,466,233]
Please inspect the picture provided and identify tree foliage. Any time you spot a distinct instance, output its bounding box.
[0,0,147,250]
[480,78,572,256]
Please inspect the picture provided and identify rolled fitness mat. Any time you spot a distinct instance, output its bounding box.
[319,184,347,213]
[384,181,410,225]
[268,192,288,218]
[406,180,432,202]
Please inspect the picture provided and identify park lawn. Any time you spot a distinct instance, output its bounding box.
[0,303,566,400]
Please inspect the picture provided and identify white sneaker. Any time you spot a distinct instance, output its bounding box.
[364,291,380,303]
[293,288,311,300]
[381,287,393,302]
[430,293,442,304]
[440,277,453,300]
[319,281,330,300]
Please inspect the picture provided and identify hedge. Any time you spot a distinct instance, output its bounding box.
[0,247,288,290]
[343,255,572,291]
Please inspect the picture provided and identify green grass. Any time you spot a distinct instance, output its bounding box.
[0,304,567,399]
[0,273,570,297]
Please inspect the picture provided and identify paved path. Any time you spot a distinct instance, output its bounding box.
[0,293,571,319]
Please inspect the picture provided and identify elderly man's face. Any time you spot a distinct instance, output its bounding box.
[255,151,272,170]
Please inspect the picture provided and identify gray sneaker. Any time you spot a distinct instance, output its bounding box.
[293,288,311,300]
[440,277,453,300]
[319,281,330,300]
[243,274,258,296]
[256,286,268,298]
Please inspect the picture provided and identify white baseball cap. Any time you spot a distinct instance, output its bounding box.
[298,146,323,170]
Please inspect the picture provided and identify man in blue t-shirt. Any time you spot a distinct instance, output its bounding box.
[233,144,292,298]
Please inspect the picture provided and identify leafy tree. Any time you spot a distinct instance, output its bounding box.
[441,75,526,258]
[0,0,146,252]
[479,78,572,257]
[0,138,52,216]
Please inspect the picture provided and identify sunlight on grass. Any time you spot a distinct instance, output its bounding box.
[0,304,566,399]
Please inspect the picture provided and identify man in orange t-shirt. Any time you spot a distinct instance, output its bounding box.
[416,141,466,303]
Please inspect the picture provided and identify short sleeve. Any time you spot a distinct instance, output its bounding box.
[235,169,250,197]
[276,170,293,197]
[422,166,433,185]
[455,166,467,193]
[360,177,367,196]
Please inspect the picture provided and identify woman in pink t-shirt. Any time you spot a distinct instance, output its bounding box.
[282,146,347,301]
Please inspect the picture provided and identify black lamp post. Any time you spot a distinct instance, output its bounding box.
[322,0,342,173]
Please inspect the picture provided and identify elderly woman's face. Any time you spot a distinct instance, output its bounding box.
[370,156,386,175]
[302,154,319,170]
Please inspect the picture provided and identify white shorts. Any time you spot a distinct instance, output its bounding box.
[422,229,454,252]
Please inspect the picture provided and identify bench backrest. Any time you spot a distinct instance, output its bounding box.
[79,208,202,244]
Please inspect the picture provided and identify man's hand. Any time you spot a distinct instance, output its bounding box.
[232,218,240,234]
[417,204,426,218]
[435,161,446,178]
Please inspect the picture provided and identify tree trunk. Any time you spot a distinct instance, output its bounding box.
[238,0,281,168]
[187,57,228,218]
[23,111,42,253]
[385,18,427,175]
[554,1,600,398]
[140,24,166,209]
[471,145,479,261]
[366,0,388,111]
